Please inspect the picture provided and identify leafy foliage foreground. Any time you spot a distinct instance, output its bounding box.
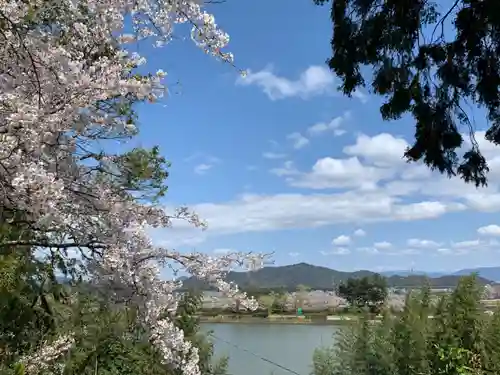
[313,276,500,375]
[0,243,227,375]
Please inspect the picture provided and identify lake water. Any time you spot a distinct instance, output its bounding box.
[202,324,339,375]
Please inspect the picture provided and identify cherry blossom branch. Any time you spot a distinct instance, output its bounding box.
[0,241,106,249]
[0,1,262,375]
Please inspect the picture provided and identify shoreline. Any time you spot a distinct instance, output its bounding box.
[198,315,360,325]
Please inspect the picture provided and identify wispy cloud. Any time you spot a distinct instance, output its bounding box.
[157,131,500,242]
[451,239,481,249]
[307,111,351,136]
[353,89,368,103]
[268,139,280,148]
[333,247,351,255]
[406,238,442,248]
[373,241,392,249]
[194,163,213,175]
[185,152,220,164]
[186,152,220,175]
[269,161,299,177]
[237,65,370,103]
[287,132,309,149]
[320,247,351,255]
[357,247,379,254]
[262,152,287,160]
[237,65,335,100]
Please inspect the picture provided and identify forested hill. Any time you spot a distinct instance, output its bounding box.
[181,263,493,291]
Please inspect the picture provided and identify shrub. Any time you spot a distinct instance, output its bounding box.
[312,275,500,375]
[251,310,269,318]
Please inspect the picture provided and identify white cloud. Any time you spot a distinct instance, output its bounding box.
[462,193,500,212]
[288,156,394,190]
[436,238,496,255]
[445,238,495,255]
[406,238,442,249]
[437,248,452,254]
[488,239,500,247]
[320,248,350,255]
[236,65,335,100]
[353,229,366,237]
[194,163,213,175]
[188,153,221,175]
[185,153,220,164]
[400,165,432,180]
[263,152,287,159]
[333,247,350,255]
[464,131,500,160]
[374,241,392,249]
[394,201,463,221]
[399,249,421,255]
[272,131,500,200]
[352,89,368,103]
[451,239,481,249]
[287,132,310,149]
[357,247,379,254]
[383,248,421,256]
[270,161,299,177]
[334,129,347,136]
[332,235,351,246]
[164,130,500,243]
[343,133,408,167]
[176,191,466,237]
[150,226,206,248]
[430,237,498,255]
[478,224,500,236]
[288,252,300,258]
[307,112,351,136]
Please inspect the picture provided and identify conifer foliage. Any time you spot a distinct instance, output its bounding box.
[312,275,500,375]
[316,0,500,186]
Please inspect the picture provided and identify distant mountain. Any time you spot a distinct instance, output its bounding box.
[381,267,500,281]
[381,270,445,278]
[382,267,500,282]
[452,267,500,282]
[183,263,373,291]
[383,274,492,288]
[182,263,493,291]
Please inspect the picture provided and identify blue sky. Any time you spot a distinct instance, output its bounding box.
[133,0,500,273]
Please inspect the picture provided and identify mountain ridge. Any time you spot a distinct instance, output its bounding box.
[451,267,500,282]
[381,266,500,282]
[182,262,494,291]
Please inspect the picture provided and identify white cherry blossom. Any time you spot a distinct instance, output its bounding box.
[0,0,266,374]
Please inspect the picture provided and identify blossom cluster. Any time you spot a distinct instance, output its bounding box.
[20,334,75,375]
[0,0,264,374]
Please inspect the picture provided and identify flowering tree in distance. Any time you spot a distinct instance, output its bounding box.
[0,0,265,374]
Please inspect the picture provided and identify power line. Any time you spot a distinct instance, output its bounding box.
[208,333,305,375]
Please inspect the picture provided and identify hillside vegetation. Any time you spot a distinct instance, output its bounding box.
[182,263,492,291]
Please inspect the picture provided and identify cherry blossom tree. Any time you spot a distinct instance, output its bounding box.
[0,0,265,374]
